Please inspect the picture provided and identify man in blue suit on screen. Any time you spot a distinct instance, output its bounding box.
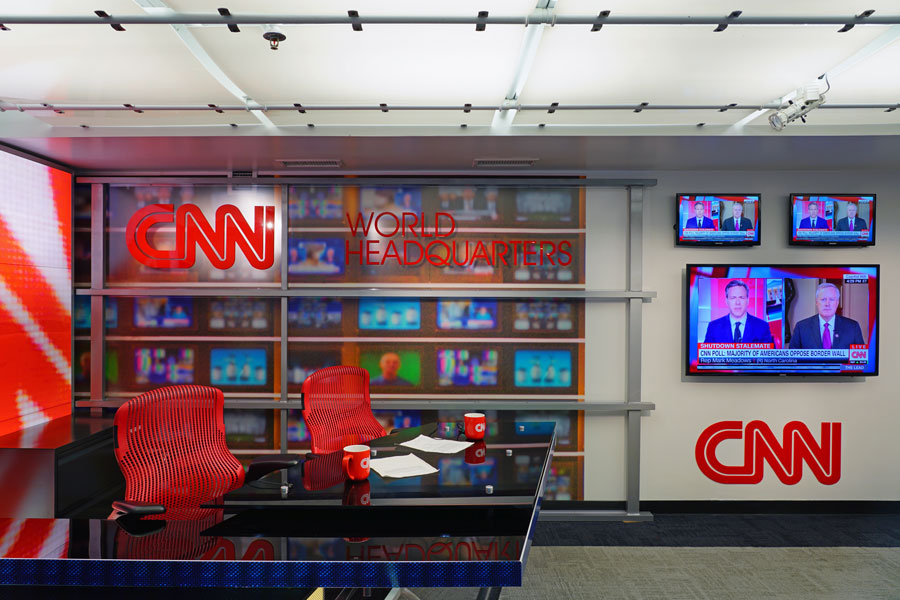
[798,202,829,229]
[703,280,775,344]
[834,202,868,232]
[789,283,864,349]
[685,201,715,229]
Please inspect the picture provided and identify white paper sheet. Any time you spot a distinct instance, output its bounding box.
[400,434,473,454]
[369,454,438,478]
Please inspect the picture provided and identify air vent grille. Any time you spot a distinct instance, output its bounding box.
[472,158,538,168]
[276,159,344,168]
[231,169,254,177]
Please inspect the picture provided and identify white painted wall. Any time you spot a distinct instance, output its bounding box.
[584,170,900,501]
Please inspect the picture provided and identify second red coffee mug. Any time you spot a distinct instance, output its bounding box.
[342,444,371,481]
[342,480,371,506]
[465,440,487,464]
[464,413,486,440]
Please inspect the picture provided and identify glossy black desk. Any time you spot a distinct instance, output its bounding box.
[0,421,555,596]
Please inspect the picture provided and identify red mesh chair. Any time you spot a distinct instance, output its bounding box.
[111,385,297,521]
[301,366,386,455]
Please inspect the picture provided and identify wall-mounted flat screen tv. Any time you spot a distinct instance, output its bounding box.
[359,348,422,387]
[437,349,499,387]
[287,238,345,275]
[790,194,875,246]
[436,300,498,331]
[513,301,574,332]
[676,194,761,246]
[209,299,270,330]
[134,347,194,384]
[134,297,193,328]
[514,189,576,223]
[513,350,573,388]
[686,264,879,375]
[287,298,342,330]
[210,348,268,386]
[358,299,421,330]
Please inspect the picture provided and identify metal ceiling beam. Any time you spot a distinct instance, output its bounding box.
[5,102,897,112]
[1,14,899,26]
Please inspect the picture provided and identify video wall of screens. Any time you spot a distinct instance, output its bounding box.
[97,297,279,336]
[105,185,282,285]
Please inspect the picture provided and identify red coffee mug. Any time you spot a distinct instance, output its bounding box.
[342,480,371,506]
[465,440,487,465]
[464,413,486,440]
[342,444,371,481]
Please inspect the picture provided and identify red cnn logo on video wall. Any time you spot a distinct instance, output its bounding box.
[695,421,841,485]
[126,203,275,270]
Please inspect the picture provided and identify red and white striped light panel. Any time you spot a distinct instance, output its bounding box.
[0,150,71,437]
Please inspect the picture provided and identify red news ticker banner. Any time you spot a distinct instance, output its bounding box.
[0,152,72,437]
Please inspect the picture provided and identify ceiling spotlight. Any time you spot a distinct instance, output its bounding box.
[768,85,826,131]
[262,25,286,50]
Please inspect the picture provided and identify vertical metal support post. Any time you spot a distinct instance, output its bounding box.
[280,187,289,454]
[625,186,644,515]
[89,184,105,416]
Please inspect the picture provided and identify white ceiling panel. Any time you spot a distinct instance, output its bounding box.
[267,109,494,127]
[165,1,537,17]
[556,1,900,18]
[190,25,525,105]
[25,109,261,128]
[520,25,890,105]
[513,108,757,126]
[824,39,900,102]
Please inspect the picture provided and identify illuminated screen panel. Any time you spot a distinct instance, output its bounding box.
[0,150,72,437]
[790,194,875,246]
[676,194,761,246]
[686,264,879,375]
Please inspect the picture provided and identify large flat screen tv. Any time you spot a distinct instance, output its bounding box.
[790,194,875,246]
[686,265,879,375]
[676,194,761,246]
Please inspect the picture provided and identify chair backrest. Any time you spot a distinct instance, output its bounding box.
[301,366,386,454]
[113,385,245,511]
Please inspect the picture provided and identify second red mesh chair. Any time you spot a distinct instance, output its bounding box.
[301,365,386,455]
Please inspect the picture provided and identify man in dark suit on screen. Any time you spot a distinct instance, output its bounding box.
[720,202,753,231]
[834,202,868,232]
[798,202,829,229]
[703,280,775,344]
[685,201,715,229]
[789,283,864,349]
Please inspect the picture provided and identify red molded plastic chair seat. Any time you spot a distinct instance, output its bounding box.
[111,385,297,520]
[301,366,386,455]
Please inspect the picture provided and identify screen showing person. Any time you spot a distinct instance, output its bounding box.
[287,238,345,275]
[358,299,421,330]
[437,349,499,387]
[799,200,829,230]
[677,194,760,245]
[210,348,268,386]
[360,187,422,218]
[702,280,775,344]
[686,265,878,375]
[287,298,342,330]
[288,351,341,385]
[791,195,877,245]
[788,282,866,350]
[134,297,193,328]
[134,347,194,384]
[513,301,574,332]
[360,350,422,386]
[209,299,269,330]
[288,185,344,221]
[436,300,499,330]
[513,350,573,388]
[436,186,500,222]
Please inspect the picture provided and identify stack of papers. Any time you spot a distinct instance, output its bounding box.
[369,454,438,479]
[400,434,474,454]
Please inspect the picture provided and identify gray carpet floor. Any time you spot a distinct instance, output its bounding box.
[415,546,900,599]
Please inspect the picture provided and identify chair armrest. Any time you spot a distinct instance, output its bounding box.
[111,500,166,517]
[245,453,301,482]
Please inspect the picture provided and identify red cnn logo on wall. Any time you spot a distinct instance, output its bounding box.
[695,421,841,485]
[126,203,275,269]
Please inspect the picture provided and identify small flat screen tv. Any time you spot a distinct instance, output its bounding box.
[74,296,118,330]
[134,297,193,328]
[437,349,499,387]
[436,186,500,222]
[210,348,268,386]
[288,351,341,385]
[511,244,575,282]
[288,298,342,330]
[790,194,875,246]
[209,299,270,330]
[134,347,194,384]
[436,300,498,331]
[514,189,576,223]
[359,187,422,218]
[513,350,573,388]
[359,349,422,387]
[288,238,345,275]
[288,186,344,221]
[686,264,879,375]
[513,301,574,332]
[676,194,761,246]
[358,299,421,330]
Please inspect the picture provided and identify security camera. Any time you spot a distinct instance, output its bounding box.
[769,84,826,131]
[262,25,286,50]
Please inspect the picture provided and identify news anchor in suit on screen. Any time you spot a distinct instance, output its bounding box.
[789,283,864,349]
[834,202,868,232]
[720,202,753,231]
[798,202,829,229]
[685,201,715,229]
[703,280,775,344]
